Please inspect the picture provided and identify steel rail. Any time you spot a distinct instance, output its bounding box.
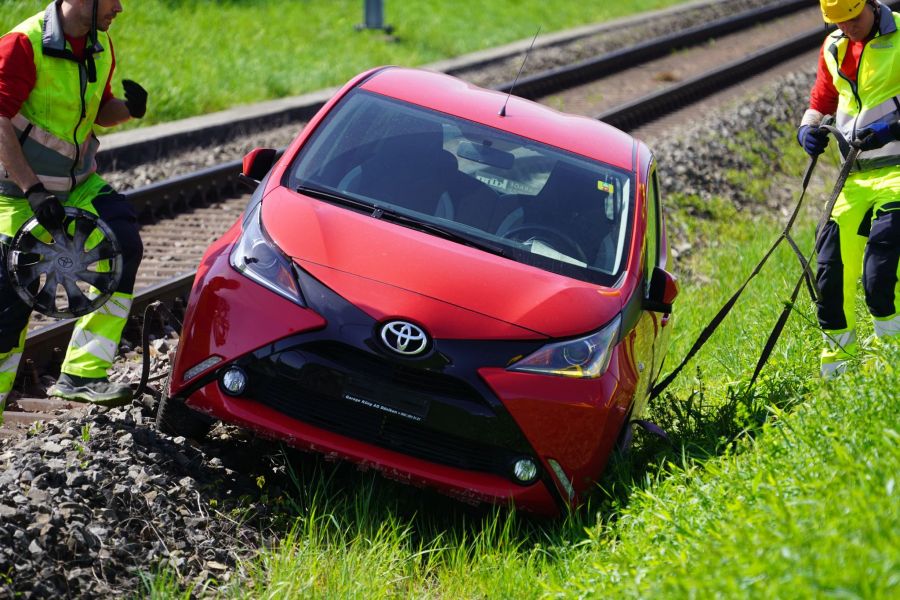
[15,5,857,384]
[598,26,825,131]
[493,0,813,100]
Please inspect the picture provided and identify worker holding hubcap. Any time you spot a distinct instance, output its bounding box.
[797,0,900,377]
[0,0,146,408]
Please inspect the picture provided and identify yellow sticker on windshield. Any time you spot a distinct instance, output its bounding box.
[597,181,614,194]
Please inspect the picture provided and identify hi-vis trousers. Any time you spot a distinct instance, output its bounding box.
[815,165,900,376]
[0,174,143,408]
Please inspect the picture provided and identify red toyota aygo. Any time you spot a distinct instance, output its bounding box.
[158,66,678,517]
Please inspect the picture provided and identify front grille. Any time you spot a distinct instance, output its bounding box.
[307,341,480,401]
[254,376,514,474]
[243,341,525,478]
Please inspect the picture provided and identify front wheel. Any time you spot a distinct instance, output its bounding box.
[156,377,213,440]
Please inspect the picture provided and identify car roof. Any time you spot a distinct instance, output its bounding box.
[358,67,637,172]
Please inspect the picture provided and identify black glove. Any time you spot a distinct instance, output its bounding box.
[856,119,900,151]
[797,125,830,157]
[25,183,65,231]
[122,79,147,119]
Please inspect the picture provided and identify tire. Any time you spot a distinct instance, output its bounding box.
[155,376,213,440]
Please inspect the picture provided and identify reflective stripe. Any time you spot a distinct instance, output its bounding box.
[873,314,900,337]
[821,360,849,379]
[0,351,23,403]
[69,329,118,365]
[821,329,857,376]
[0,353,22,374]
[0,351,22,375]
[96,294,133,320]
[61,289,131,378]
[0,173,89,197]
[823,329,857,352]
[3,7,110,199]
[0,115,98,198]
[10,114,80,160]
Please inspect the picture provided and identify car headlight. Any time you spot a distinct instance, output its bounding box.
[508,315,620,378]
[229,204,305,306]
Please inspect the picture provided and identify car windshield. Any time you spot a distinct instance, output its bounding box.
[285,89,634,285]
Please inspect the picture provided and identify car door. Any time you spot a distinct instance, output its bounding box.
[628,162,672,419]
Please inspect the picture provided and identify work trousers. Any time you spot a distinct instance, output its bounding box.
[0,174,143,407]
[815,165,900,375]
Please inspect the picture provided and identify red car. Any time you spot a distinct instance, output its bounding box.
[157,66,678,517]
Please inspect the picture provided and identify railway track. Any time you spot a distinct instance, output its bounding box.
[3,0,876,434]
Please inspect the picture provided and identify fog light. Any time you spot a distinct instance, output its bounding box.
[221,367,248,396]
[512,458,539,484]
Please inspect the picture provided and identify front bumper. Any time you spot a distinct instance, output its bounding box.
[171,238,638,516]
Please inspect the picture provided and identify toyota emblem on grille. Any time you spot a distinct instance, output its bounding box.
[380,320,430,356]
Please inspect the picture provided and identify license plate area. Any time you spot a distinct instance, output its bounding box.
[341,380,430,422]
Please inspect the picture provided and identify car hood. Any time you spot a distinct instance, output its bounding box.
[262,194,625,339]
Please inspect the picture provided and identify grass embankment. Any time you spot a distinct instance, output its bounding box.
[3,0,692,125]
[143,122,898,596]
[6,1,895,596]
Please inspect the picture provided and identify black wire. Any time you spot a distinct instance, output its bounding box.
[133,301,182,400]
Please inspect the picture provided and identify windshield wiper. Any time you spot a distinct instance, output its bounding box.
[297,185,505,256]
[375,208,506,257]
[296,184,377,213]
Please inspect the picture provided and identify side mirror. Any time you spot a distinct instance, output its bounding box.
[644,267,678,313]
[239,148,277,189]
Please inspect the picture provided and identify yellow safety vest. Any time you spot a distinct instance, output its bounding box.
[823,3,900,171]
[0,3,113,199]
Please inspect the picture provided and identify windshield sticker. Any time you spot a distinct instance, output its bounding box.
[597,181,614,194]
[476,174,509,191]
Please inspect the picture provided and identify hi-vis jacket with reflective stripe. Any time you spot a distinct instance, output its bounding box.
[0,3,112,200]
[823,3,900,171]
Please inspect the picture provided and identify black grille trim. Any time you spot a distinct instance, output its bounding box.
[252,373,518,475]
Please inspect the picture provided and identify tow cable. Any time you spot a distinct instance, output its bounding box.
[650,121,863,400]
[132,300,182,401]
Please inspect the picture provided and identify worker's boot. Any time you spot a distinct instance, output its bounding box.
[48,372,133,406]
[820,329,857,379]
[872,314,900,339]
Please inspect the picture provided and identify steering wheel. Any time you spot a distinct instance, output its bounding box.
[5,207,123,319]
[501,224,588,263]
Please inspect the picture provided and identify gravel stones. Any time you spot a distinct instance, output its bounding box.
[0,404,278,598]
[651,70,817,213]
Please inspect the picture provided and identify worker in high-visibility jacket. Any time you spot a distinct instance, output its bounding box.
[0,0,147,408]
[798,0,900,377]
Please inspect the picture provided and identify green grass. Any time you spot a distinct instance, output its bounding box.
[3,0,694,126]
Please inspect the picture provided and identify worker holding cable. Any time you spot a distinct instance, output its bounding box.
[797,0,900,377]
[0,0,146,407]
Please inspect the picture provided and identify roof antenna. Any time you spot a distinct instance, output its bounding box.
[499,26,541,117]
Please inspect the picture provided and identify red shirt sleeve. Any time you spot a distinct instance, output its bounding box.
[100,36,115,107]
[0,32,36,119]
[0,31,116,119]
[809,38,864,115]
